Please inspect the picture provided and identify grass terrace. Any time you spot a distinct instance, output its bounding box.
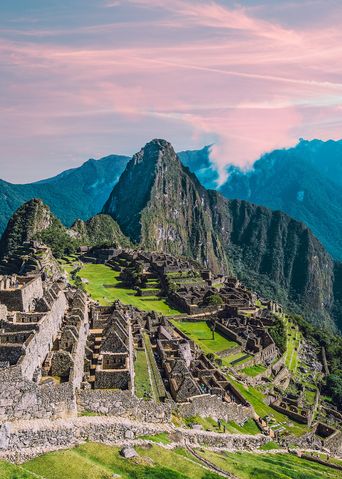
[227,376,309,436]
[284,317,302,375]
[242,364,267,377]
[171,320,238,355]
[197,450,341,479]
[15,443,221,479]
[179,415,260,435]
[72,263,181,315]
[134,349,153,399]
[1,443,341,479]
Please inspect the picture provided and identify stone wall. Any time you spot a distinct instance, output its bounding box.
[0,277,43,312]
[18,292,68,380]
[0,416,270,459]
[68,304,89,389]
[175,394,253,423]
[77,389,171,423]
[0,290,74,421]
[0,378,76,421]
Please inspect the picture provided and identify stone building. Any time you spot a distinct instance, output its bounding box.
[84,303,134,390]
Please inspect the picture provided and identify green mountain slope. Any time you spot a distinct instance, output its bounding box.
[103,139,229,273]
[0,199,129,260]
[220,139,342,261]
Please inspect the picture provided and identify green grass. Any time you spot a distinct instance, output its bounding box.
[227,376,308,436]
[172,320,237,354]
[2,443,340,479]
[197,450,342,479]
[134,349,153,399]
[75,264,180,315]
[222,351,252,367]
[259,441,282,451]
[284,318,301,375]
[18,443,221,479]
[242,365,267,377]
[139,432,171,444]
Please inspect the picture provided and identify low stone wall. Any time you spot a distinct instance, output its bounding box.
[175,394,253,423]
[0,416,271,461]
[77,389,172,423]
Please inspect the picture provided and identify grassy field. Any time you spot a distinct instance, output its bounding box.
[242,364,267,377]
[1,443,340,479]
[10,443,220,479]
[181,416,260,435]
[284,318,301,374]
[199,450,342,479]
[222,351,252,367]
[134,349,153,399]
[172,320,237,355]
[74,263,180,315]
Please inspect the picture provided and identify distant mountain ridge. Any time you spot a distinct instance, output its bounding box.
[0,154,130,235]
[0,147,210,237]
[219,139,342,261]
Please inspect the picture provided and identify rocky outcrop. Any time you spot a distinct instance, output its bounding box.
[0,199,56,258]
[0,200,130,261]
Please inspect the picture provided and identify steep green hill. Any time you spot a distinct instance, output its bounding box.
[71,214,131,248]
[103,139,229,273]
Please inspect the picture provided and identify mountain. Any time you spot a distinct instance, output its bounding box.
[0,149,216,238]
[0,199,58,258]
[103,139,336,327]
[0,199,129,260]
[219,139,342,261]
[0,154,129,235]
[71,214,131,248]
[103,139,229,273]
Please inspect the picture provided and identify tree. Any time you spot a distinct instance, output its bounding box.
[203,291,224,307]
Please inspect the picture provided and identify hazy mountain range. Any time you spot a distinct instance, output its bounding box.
[0,139,341,264]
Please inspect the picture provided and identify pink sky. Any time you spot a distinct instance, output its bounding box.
[1,0,342,182]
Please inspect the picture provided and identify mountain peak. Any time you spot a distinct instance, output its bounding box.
[0,198,57,259]
[132,139,178,168]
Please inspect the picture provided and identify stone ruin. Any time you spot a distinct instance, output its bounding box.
[0,240,62,280]
[213,307,278,368]
[83,303,136,390]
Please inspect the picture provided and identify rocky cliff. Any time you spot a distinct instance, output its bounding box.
[103,139,336,325]
[0,199,56,258]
